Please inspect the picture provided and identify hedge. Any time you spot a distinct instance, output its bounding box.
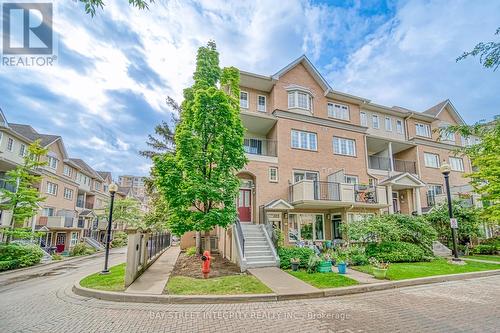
[278,247,315,269]
[0,243,44,271]
[365,241,429,263]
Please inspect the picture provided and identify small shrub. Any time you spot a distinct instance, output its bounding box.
[70,243,96,257]
[365,241,428,263]
[472,244,497,255]
[345,246,369,266]
[278,246,315,269]
[52,254,63,261]
[185,247,197,256]
[111,231,128,248]
[0,243,44,271]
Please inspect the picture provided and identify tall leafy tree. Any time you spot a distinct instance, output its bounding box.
[443,117,500,223]
[457,27,500,71]
[0,140,48,237]
[102,197,143,228]
[153,41,246,254]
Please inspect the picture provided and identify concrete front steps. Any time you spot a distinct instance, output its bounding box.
[240,223,279,269]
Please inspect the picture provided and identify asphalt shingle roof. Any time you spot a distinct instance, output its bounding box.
[9,123,60,146]
[70,158,103,180]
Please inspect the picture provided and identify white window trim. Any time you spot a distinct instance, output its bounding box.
[63,188,73,200]
[19,144,26,157]
[291,130,317,151]
[333,137,356,157]
[344,175,359,184]
[416,123,431,138]
[268,167,278,183]
[372,115,380,129]
[46,181,58,195]
[327,102,350,121]
[257,95,266,112]
[449,157,464,172]
[424,152,440,168]
[360,112,367,126]
[239,91,249,109]
[396,120,404,134]
[385,117,392,132]
[63,165,72,177]
[288,213,326,242]
[7,137,14,151]
[288,90,312,112]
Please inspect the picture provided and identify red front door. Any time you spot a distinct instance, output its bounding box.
[238,189,252,222]
[56,233,66,253]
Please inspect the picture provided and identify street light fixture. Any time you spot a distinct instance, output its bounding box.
[440,162,460,261]
[101,182,118,274]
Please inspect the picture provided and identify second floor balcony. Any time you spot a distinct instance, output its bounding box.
[289,180,388,208]
[38,215,78,228]
[243,138,277,157]
[368,155,417,174]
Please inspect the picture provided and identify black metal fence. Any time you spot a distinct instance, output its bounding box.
[394,159,417,174]
[146,232,171,262]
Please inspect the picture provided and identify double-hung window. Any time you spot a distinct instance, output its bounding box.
[257,95,266,112]
[396,120,403,134]
[372,115,380,129]
[327,103,349,120]
[291,130,317,151]
[424,153,440,168]
[47,155,58,170]
[344,175,359,184]
[63,165,72,177]
[360,112,367,126]
[239,91,249,108]
[63,188,73,200]
[385,117,392,131]
[7,138,13,151]
[440,127,455,142]
[19,144,26,157]
[46,181,58,195]
[449,157,464,171]
[416,123,431,137]
[268,167,278,182]
[333,137,356,156]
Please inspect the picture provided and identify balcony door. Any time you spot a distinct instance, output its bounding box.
[293,171,319,199]
[237,189,252,222]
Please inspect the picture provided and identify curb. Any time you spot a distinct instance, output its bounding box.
[73,268,500,304]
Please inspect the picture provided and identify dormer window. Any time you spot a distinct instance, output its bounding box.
[288,91,312,111]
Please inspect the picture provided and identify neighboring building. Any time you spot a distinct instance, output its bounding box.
[118,175,147,198]
[210,56,481,266]
[0,109,122,252]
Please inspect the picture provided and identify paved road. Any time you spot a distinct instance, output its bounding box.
[0,252,499,333]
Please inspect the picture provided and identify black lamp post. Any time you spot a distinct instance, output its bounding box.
[440,162,460,261]
[101,182,118,274]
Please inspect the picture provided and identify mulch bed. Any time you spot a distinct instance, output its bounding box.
[171,252,243,279]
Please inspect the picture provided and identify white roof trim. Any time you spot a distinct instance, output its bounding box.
[379,172,426,187]
[435,100,466,125]
[264,199,294,210]
[272,55,332,93]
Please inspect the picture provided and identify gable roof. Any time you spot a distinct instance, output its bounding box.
[264,199,294,210]
[9,123,61,147]
[422,99,465,125]
[70,158,103,180]
[272,55,332,93]
[97,171,112,181]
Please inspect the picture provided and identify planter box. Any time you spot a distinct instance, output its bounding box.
[317,261,332,273]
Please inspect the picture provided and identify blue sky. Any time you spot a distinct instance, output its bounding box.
[1,0,499,176]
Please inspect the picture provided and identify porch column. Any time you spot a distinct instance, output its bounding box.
[388,142,394,171]
[387,185,394,214]
[414,187,422,215]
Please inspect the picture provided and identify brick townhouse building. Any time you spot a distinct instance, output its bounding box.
[0,110,118,253]
[210,56,482,269]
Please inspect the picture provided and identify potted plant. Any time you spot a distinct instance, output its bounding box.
[317,253,332,273]
[324,240,332,249]
[290,258,300,271]
[307,254,321,273]
[369,257,390,279]
[336,250,348,274]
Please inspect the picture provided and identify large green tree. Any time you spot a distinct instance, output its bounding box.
[443,117,500,223]
[153,41,246,254]
[103,197,143,228]
[457,27,500,71]
[0,140,48,239]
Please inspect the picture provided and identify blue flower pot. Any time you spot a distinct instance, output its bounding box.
[338,262,347,274]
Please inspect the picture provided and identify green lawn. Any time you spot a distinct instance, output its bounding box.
[287,270,358,289]
[80,263,126,291]
[464,255,500,262]
[353,259,500,280]
[165,275,273,295]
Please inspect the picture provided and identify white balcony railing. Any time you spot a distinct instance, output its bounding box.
[289,180,388,206]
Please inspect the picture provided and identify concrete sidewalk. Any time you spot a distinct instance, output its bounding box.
[248,267,319,295]
[125,246,180,295]
[461,257,500,265]
[332,266,380,284]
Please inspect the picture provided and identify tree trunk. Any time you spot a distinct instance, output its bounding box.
[195,231,202,255]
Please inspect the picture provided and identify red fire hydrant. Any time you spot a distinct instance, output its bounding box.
[201,250,211,279]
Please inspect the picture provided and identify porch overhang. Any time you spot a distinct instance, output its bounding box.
[379,172,426,190]
[264,199,294,211]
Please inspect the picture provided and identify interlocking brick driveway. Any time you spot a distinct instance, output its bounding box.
[0,252,498,333]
